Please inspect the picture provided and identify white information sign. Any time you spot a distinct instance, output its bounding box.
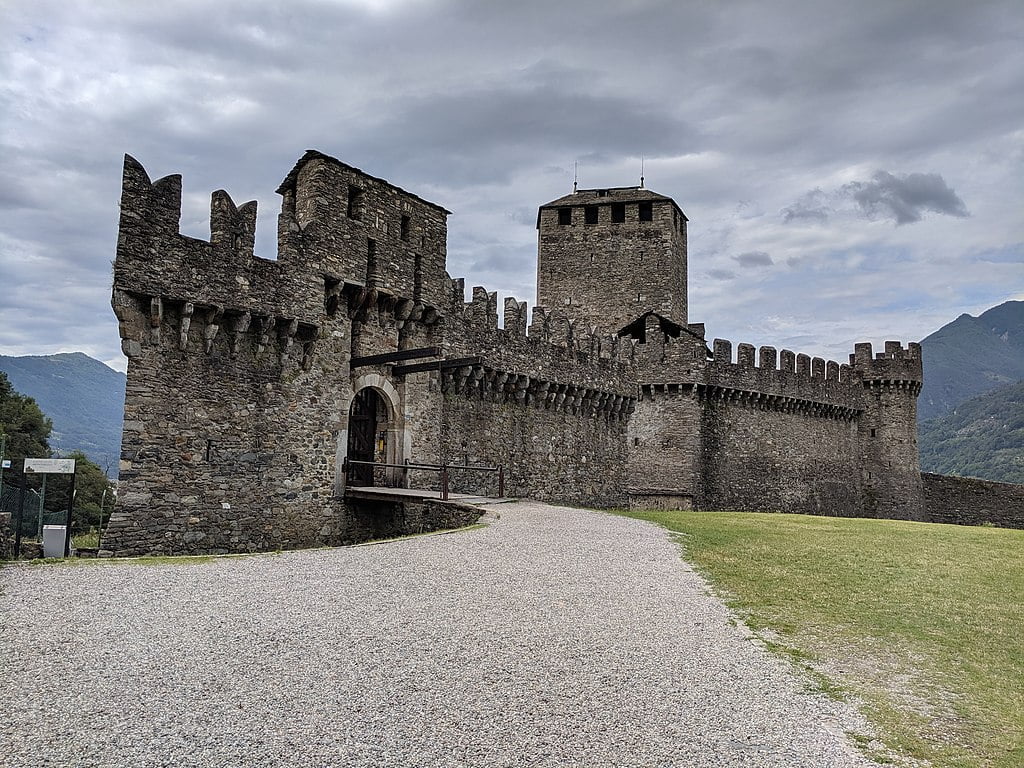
[1,459,10,469]
[23,458,77,474]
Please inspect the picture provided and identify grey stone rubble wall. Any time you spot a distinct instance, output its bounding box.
[427,282,637,506]
[922,472,1024,529]
[697,395,864,516]
[104,297,353,556]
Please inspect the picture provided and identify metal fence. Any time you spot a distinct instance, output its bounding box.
[1,481,99,558]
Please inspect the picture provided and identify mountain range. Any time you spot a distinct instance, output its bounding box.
[918,301,1024,422]
[0,352,126,476]
[0,301,1021,485]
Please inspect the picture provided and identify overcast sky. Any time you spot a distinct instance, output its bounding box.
[1,0,1022,372]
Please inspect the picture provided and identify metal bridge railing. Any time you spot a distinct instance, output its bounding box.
[341,458,505,500]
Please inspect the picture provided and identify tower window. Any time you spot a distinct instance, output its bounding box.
[585,205,598,224]
[400,215,410,241]
[639,202,653,222]
[347,185,364,221]
[611,203,625,223]
[871,428,876,437]
[558,207,572,225]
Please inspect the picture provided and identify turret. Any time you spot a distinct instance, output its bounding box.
[851,341,925,520]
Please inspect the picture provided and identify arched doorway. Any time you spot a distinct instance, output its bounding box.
[347,387,388,486]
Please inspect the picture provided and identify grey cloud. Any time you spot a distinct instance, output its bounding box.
[844,171,969,225]
[733,251,773,267]
[1,0,1021,369]
[782,189,830,224]
[707,269,737,281]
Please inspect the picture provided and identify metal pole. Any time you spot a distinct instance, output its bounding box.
[63,471,76,557]
[0,432,6,491]
[498,466,504,498]
[441,464,449,501]
[13,475,26,559]
[98,488,108,547]
[36,474,47,540]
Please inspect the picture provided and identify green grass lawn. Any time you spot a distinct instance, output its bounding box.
[619,510,1024,768]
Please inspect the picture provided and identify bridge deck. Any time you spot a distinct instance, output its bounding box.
[343,486,510,505]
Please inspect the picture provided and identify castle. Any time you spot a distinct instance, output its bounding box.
[105,150,952,555]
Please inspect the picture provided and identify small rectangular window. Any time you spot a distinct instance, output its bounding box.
[347,185,364,220]
[870,428,876,437]
[558,207,572,225]
[638,202,653,221]
[611,203,625,223]
[400,215,410,241]
[585,205,598,224]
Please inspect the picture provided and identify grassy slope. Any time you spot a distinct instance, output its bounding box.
[620,510,1024,768]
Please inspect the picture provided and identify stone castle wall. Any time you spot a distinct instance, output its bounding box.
[922,473,1024,529]
[106,153,645,554]
[105,150,1021,556]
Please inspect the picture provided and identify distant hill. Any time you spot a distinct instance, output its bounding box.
[918,301,1024,422]
[918,380,1024,484]
[0,353,125,476]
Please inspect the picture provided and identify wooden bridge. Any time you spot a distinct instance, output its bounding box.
[341,459,509,505]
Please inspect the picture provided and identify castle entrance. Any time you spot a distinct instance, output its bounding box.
[347,387,387,486]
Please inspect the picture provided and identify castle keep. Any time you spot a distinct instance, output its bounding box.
[106,150,929,555]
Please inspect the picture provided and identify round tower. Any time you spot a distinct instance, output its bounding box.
[852,341,925,520]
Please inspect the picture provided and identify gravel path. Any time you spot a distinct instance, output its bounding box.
[1,502,878,767]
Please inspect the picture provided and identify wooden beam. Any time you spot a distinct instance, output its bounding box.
[349,346,441,368]
[392,356,482,376]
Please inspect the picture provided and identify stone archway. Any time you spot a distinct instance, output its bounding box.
[337,374,405,493]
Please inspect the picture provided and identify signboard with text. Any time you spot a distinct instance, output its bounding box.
[23,458,77,474]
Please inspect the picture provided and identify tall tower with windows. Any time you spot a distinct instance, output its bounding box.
[536,186,688,333]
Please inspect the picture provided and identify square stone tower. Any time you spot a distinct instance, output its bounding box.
[536,186,688,332]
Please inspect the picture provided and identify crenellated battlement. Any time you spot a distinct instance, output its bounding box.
[694,337,862,413]
[850,341,923,390]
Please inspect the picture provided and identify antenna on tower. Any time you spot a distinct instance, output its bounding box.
[640,155,645,188]
[573,161,578,193]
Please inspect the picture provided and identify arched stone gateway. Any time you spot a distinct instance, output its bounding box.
[339,373,406,493]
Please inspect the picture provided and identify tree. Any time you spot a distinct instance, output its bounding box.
[0,371,53,482]
[1,373,114,533]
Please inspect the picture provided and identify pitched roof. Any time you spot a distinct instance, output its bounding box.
[276,150,451,214]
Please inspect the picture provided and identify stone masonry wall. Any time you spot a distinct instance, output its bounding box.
[922,473,1024,529]
[697,397,863,515]
[105,292,351,555]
